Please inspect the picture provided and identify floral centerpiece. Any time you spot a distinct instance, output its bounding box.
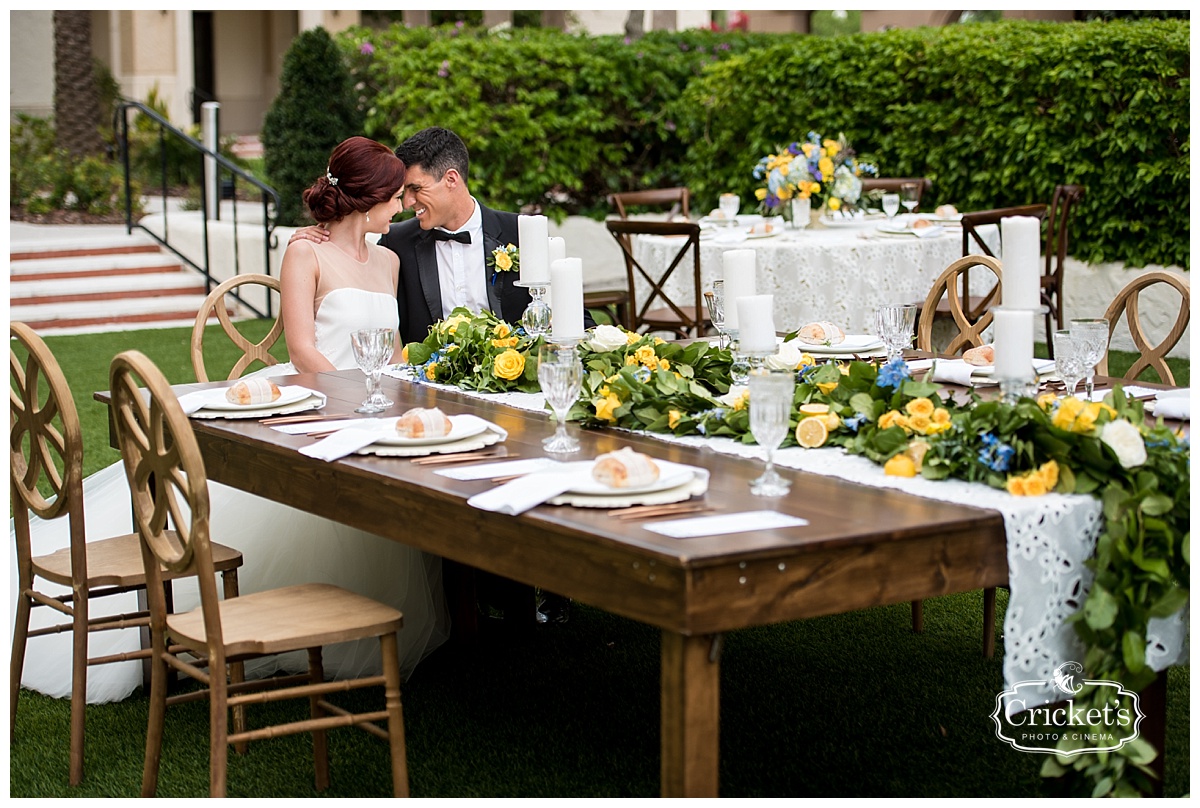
[752,131,877,216]
[402,307,540,393]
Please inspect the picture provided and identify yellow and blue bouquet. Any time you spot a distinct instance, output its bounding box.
[753,131,876,214]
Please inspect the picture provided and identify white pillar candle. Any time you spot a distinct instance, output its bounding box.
[735,295,776,354]
[721,249,757,331]
[518,214,550,284]
[1000,216,1041,310]
[992,307,1034,380]
[550,257,584,339]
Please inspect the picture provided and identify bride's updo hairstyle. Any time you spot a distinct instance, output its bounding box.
[302,136,406,224]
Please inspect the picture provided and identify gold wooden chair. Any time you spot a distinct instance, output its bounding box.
[190,274,284,382]
[606,219,706,339]
[9,322,244,786]
[1096,271,1190,385]
[109,349,409,798]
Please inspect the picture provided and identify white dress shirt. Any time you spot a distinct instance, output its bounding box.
[435,199,489,319]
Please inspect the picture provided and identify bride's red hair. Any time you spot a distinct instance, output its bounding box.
[302,136,406,224]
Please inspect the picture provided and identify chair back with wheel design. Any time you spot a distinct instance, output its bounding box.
[190,274,283,382]
[606,219,705,339]
[916,256,1004,355]
[1096,271,1189,385]
[860,177,932,205]
[607,186,691,220]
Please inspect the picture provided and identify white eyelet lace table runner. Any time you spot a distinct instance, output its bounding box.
[634,225,1001,333]
[383,367,1188,708]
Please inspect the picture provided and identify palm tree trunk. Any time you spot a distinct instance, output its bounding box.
[53,10,104,158]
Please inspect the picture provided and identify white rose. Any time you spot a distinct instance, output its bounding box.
[764,340,804,371]
[1100,419,1147,468]
[587,324,629,353]
[719,385,748,407]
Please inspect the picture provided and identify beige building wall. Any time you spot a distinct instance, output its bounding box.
[10,11,54,121]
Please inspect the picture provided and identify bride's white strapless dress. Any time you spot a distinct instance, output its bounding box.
[10,241,450,703]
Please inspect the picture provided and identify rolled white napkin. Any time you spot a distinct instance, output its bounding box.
[929,359,977,387]
[1153,390,1190,421]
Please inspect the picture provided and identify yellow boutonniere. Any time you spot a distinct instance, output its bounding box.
[488,243,520,281]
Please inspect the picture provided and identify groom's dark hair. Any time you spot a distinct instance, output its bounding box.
[394,127,470,184]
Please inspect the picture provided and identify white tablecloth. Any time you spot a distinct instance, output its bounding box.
[385,365,1188,709]
[636,220,1001,333]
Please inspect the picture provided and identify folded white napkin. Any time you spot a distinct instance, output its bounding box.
[1153,390,1190,420]
[299,425,389,461]
[177,388,230,415]
[913,225,946,239]
[713,230,749,244]
[467,464,583,514]
[929,359,977,386]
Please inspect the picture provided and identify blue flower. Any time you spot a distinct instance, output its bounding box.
[787,142,802,155]
[977,431,1015,472]
[634,366,652,383]
[844,413,868,433]
[876,358,910,390]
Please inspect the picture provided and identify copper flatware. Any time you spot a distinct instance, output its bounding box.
[612,503,712,520]
[618,506,714,521]
[260,412,351,426]
[488,474,526,483]
[410,451,515,466]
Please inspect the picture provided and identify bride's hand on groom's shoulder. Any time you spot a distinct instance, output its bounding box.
[288,225,330,245]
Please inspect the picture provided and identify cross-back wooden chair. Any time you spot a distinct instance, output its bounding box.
[605,219,706,339]
[955,204,1047,320]
[607,186,691,221]
[916,255,1004,355]
[190,274,284,383]
[109,349,409,798]
[1096,271,1190,385]
[860,177,932,205]
[1040,184,1085,353]
[9,322,244,787]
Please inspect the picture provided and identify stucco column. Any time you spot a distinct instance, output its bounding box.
[173,10,194,126]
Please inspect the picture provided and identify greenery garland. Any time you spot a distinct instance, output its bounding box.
[405,315,1189,796]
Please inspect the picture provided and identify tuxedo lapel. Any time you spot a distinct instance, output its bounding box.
[415,230,443,323]
[479,205,504,315]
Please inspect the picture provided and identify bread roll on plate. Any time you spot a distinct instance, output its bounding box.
[395,407,453,439]
[963,344,995,366]
[795,321,846,346]
[225,378,281,405]
[592,447,660,489]
[935,204,959,219]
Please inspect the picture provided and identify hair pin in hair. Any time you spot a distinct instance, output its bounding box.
[326,168,338,186]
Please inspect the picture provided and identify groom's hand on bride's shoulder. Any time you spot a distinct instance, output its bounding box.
[288,225,330,245]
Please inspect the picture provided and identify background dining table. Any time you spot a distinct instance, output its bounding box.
[635,216,1000,334]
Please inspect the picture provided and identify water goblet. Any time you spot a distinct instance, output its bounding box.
[719,193,740,228]
[874,304,918,362]
[1069,318,1109,400]
[881,192,901,221]
[703,279,728,349]
[350,327,395,413]
[537,342,583,453]
[1052,329,1087,397]
[900,182,920,216]
[748,369,795,497]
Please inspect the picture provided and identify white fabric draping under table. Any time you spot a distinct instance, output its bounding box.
[385,366,1189,708]
[635,222,1000,333]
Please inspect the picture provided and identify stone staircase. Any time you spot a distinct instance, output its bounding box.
[9,233,217,335]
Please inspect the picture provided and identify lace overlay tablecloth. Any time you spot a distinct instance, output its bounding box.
[383,367,1188,707]
[635,225,1001,333]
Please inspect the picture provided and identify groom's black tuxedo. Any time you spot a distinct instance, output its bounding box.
[380,203,529,346]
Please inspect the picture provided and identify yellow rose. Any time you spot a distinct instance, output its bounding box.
[818,157,835,178]
[635,345,658,367]
[1073,408,1097,433]
[624,354,638,366]
[1039,460,1059,490]
[801,143,814,157]
[1006,476,1027,496]
[827,197,841,212]
[658,358,671,371]
[1024,476,1047,496]
[1037,392,1058,411]
[491,336,519,348]
[493,348,525,380]
[494,251,513,272]
[1051,397,1085,430]
[668,410,682,429]
[884,454,917,477]
[879,410,904,431]
[932,407,951,425]
[626,331,641,345]
[755,187,768,201]
[798,353,816,370]
[733,390,750,412]
[810,182,821,195]
[905,397,935,417]
[598,385,611,398]
[493,322,511,338]
[778,185,794,201]
[816,381,838,395]
[654,337,666,345]
[823,139,840,156]
[595,392,622,422]
[907,413,933,434]
[425,362,438,381]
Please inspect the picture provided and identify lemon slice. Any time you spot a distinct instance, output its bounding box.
[795,416,829,448]
[823,412,841,431]
[799,403,830,416]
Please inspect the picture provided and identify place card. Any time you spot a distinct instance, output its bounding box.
[643,509,809,539]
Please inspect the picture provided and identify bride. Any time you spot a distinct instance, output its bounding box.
[10,137,450,703]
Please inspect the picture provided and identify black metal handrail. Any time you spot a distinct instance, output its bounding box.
[113,100,280,319]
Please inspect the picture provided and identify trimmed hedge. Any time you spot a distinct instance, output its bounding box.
[338,19,1188,269]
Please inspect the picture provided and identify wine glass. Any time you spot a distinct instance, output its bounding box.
[704,279,728,349]
[1069,318,1110,400]
[881,192,901,221]
[537,342,583,453]
[1052,329,1087,397]
[748,369,795,497]
[719,193,740,228]
[899,182,920,217]
[350,327,395,413]
[874,304,918,362]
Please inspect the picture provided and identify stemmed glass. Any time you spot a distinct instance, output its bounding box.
[881,192,901,221]
[703,279,728,349]
[350,327,395,413]
[874,304,918,362]
[1052,329,1088,397]
[899,182,920,217]
[537,342,583,453]
[1069,318,1109,401]
[748,369,795,497]
[719,193,740,228]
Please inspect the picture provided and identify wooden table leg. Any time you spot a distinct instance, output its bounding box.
[660,631,721,797]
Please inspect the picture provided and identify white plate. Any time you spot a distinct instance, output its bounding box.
[201,385,317,412]
[746,228,781,239]
[819,215,873,229]
[962,358,1057,378]
[796,334,884,354]
[561,460,695,496]
[370,415,490,447]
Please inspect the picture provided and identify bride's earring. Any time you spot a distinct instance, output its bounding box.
[366,213,371,223]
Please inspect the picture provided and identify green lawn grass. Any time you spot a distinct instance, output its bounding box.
[9,323,1191,797]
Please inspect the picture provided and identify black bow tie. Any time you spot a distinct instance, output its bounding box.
[431,229,472,244]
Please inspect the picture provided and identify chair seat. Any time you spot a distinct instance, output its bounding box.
[33,533,243,589]
[168,583,403,659]
[642,305,706,326]
[583,289,629,306]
